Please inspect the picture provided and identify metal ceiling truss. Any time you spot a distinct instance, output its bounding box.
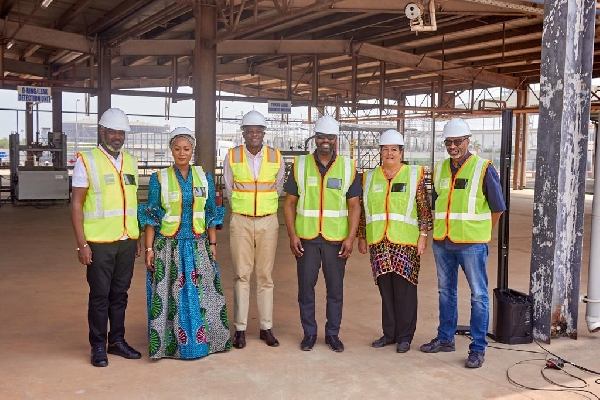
[0,0,599,117]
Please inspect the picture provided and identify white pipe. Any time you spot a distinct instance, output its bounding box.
[586,122,600,332]
[411,0,437,32]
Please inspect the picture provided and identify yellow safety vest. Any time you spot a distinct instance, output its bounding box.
[157,166,208,237]
[229,145,281,216]
[433,154,492,243]
[363,165,422,246]
[79,147,139,242]
[294,154,355,241]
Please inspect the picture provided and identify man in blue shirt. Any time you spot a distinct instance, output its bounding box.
[420,118,506,369]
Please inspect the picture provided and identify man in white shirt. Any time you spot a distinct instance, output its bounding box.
[223,111,286,349]
[71,108,142,367]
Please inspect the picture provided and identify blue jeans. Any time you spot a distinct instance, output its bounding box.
[432,241,489,353]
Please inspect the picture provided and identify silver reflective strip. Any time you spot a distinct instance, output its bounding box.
[193,211,205,219]
[193,166,208,191]
[297,209,320,217]
[435,211,447,219]
[163,215,180,223]
[404,165,418,220]
[433,160,444,193]
[468,158,486,214]
[448,212,491,221]
[266,147,276,162]
[160,169,171,216]
[126,208,137,217]
[233,182,274,191]
[84,209,125,219]
[232,146,242,163]
[323,210,348,218]
[296,155,307,214]
[85,151,104,215]
[342,157,352,195]
[388,213,418,226]
[363,169,375,224]
[365,212,386,224]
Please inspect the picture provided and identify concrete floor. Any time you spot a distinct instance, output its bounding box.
[2,190,600,399]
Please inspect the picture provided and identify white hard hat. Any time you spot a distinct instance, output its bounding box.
[241,110,267,128]
[442,117,471,138]
[99,108,130,132]
[314,115,339,135]
[379,129,404,146]
[169,127,195,148]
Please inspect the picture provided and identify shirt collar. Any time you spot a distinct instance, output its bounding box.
[312,150,337,169]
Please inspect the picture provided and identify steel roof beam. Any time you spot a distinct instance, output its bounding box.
[0,19,95,54]
[354,42,520,89]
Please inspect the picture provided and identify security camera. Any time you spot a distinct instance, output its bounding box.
[404,2,423,20]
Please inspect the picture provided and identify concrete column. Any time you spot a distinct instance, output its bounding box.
[52,89,63,134]
[193,1,217,176]
[98,40,111,144]
[529,0,595,341]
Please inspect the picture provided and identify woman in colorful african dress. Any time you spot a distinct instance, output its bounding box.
[139,127,232,359]
[358,129,433,354]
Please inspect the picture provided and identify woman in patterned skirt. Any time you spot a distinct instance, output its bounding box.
[358,129,432,354]
[139,127,232,359]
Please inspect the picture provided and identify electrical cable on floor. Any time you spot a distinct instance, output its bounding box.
[456,334,600,398]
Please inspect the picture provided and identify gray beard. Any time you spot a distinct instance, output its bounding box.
[105,143,122,152]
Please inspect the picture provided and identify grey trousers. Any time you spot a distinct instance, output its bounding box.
[296,241,346,336]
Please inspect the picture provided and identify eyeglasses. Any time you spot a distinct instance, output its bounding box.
[444,137,469,147]
[315,133,337,140]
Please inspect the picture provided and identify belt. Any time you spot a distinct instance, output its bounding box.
[237,213,275,218]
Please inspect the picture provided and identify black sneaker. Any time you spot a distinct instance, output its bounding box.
[107,341,142,359]
[419,338,456,353]
[325,335,344,352]
[300,334,317,351]
[465,351,485,368]
[91,345,108,367]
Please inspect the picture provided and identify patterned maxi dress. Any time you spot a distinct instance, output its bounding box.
[139,168,232,359]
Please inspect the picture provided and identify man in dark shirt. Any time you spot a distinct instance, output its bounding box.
[283,115,361,353]
[420,118,506,369]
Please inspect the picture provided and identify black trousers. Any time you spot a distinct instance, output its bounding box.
[297,241,346,336]
[377,273,417,344]
[86,239,137,347]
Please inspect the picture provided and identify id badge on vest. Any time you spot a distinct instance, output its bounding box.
[326,178,342,190]
[123,174,136,185]
[104,174,115,185]
[391,182,406,192]
[169,191,180,202]
[194,187,206,198]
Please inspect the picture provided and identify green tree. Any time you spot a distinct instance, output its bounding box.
[0,138,8,149]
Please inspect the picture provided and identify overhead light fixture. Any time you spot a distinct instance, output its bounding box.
[5,40,14,50]
[41,0,53,8]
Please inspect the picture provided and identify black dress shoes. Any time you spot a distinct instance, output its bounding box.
[91,345,108,367]
[233,330,246,349]
[396,342,411,353]
[107,341,142,359]
[325,335,344,352]
[300,334,317,351]
[259,329,280,347]
[371,336,396,348]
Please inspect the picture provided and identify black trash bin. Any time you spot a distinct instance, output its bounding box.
[492,288,533,344]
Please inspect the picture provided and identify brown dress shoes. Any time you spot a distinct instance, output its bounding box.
[259,329,280,347]
[233,330,246,349]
